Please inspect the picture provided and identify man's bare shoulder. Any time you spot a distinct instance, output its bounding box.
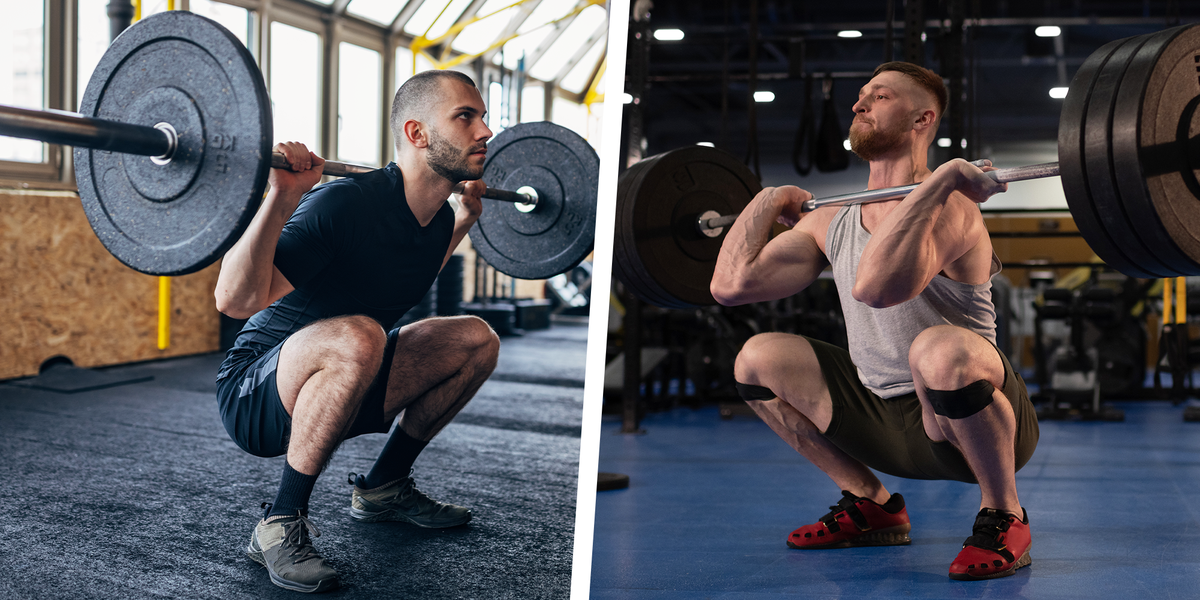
[794,205,841,255]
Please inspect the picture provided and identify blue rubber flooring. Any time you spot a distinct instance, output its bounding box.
[592,402,1200,599]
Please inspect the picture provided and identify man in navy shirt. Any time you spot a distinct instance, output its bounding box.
[214,70,497,593]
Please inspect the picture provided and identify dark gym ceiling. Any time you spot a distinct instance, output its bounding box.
[629,1,1200,170]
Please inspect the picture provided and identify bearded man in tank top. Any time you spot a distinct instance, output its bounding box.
[710,61,1037,581]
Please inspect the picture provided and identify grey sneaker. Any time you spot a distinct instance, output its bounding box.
[246,510,339,593]
[348,472,472,528]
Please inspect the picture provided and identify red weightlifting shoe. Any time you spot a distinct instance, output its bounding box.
[948,508,1032,580]
[787,490,912,549]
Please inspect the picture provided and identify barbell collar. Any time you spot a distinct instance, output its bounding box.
[696,160,1063,234]
[451,180,539,206]
[0,103,173,158]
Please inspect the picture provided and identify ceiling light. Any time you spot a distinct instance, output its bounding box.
[1035,26,1061,38]
[843,139,852,151]
[837,30,862,38]
[622,93,634,104]
[653,28,684,41]
[697,142,714,147]
[754,91,775,102]
[938,138,951,148]
[1049,87,1068,99]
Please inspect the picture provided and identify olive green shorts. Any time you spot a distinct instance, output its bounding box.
[808,336,1039,483]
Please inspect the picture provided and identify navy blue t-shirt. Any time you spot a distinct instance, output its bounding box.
[218,163,455,380]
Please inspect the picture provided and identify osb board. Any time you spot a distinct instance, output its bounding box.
[0,190,220,380]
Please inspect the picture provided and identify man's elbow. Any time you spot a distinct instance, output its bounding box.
[711,276,749,307]
[851,281,907,309]
[214,291,256,320]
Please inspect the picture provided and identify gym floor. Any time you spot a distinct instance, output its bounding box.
[591,392,1200,599]
[0,319,587,599]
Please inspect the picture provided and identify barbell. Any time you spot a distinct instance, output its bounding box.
[615,23,1200,309]
[0,11,598,280]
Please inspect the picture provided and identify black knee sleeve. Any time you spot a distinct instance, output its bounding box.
[925,380,995,419]
[735,382,776,402]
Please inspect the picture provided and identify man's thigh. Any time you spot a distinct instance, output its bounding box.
[216,344,292,458]
[216,325,400,457]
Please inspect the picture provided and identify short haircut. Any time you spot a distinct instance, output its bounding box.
[872,61,948,128]
[390,70,478,146]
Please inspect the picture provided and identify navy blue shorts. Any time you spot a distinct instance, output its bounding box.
[216,327,401,458]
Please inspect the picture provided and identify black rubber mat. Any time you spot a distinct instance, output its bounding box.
[0,322,586,599]
[8,364,153,393]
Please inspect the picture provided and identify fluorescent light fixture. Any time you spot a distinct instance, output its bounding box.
[1049,87,1069,99]
[843,139,852,151]
[654,28,684,41]
[753,91,775,103]
[697,142,714,147]
[938,138,951,148]
[622,93,634,104]
[1035,26,1061,38]
[837,30,863,38]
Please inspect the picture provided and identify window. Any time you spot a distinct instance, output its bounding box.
[450,0,516,56]
[190,0,252,48]
[552,97,587,140]
[528,4,605,82]
[338,42,382,166]
[270,22,322,149]
[520,85,544,123]
[488,80,505,133]
[347,0,412,26]
[76,0,108,111]
[0,0,45,163]
[559,39,604,93]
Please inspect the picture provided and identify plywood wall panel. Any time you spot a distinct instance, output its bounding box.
[0,190,220,380]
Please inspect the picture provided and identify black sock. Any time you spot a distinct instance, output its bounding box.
[362,427,429,489]
[266,461,319,519]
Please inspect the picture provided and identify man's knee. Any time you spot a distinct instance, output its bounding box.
[734,333,779,383]
[909,325,985,389]
[315,315,387,373]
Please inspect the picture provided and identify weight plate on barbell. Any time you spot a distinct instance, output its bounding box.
[468,121,599,280]
[74,11,270,277]
[614,152,687,309]
[615,146,762,308]
[1058,37,1158,278]
[1112,23,1200,275]
[1081,33,1181,277]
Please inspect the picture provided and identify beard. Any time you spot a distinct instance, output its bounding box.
[848,118,908,161]
[426,128,484,183]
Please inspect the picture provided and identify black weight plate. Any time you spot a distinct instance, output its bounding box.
[618,152,700,309]
[468,121,599,279]
[617,146,762,308]
[614,153,684,309]
[1058,38,1157,278]
[1081,33,1179,277]
[75,11,271,276]
[1113,23,1200,275]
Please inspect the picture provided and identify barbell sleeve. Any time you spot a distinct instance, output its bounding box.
[697,160,1063,234]
[0,103,173,158]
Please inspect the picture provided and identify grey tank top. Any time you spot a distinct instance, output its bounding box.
[826,204,997,398]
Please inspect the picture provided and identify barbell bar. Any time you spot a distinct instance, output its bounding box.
[0,11,596,279]
[695,161,1060,235]
[0,103,540,207]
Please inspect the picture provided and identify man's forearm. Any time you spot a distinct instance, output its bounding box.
[853,173,956,306]
[442,212,477,270]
